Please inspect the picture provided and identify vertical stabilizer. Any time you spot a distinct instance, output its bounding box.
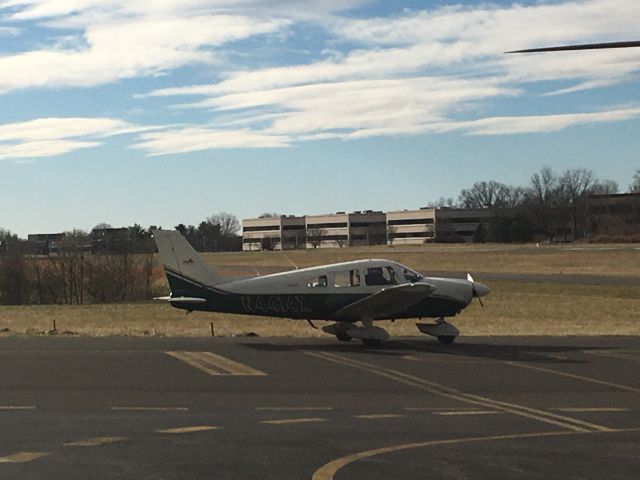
[153,230,225,290]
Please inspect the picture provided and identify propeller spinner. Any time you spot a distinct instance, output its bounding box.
[467,273,490,307]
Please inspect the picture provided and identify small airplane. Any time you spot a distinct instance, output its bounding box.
[153,230,490,346]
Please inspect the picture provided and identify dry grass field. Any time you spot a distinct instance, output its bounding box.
[206,243,640,277]
[0,243,638,338]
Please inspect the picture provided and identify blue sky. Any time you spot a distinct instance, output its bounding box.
[1,0,639,236]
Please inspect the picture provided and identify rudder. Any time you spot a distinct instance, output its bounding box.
[153,230,225,292]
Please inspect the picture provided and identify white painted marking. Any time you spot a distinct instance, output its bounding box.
[261,418,327,425]
[255,407,333,411]
[111,406,188,412]
[0,405,36,410]
[355,414,403,419]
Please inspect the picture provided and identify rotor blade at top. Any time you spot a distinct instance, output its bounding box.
[506,41,640,53]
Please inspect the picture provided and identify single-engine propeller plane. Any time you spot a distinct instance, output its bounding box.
[153,230,489,346]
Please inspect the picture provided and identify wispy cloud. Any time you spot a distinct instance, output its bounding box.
[0,14,286,92]
[430,107,640,136]
[133,127,289,155]
[2,0,639,158]
[0,26,20,35]
[138,0,640,154]
[0,117,146,160]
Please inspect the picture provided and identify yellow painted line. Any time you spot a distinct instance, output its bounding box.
[434,410,503,416]
[111,406,189,412]
[0,452,49,463]
[261,417,327,425]
[400,353,478,364]
[158,426,221,434]
[354,414,403,419]
[404,407,479,412]
[64,437,126,447]
[255,407,333,411]
[306,351,611,433]
[553,407,630,413]
[312,428,640,480]
[194,351,267,376]
[166,351,267,376]
[166,351,226,376]
[504,361,640,394]
[0,405,36,410]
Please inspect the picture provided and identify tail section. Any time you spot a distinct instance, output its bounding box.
[153,230,226,295]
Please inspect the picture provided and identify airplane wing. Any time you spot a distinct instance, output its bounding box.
[332,283,435,321]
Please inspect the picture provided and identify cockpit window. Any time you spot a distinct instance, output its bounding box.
[403,267,423,283]
[364,266,398,286]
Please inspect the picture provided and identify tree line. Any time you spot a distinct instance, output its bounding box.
[430,167,639,243]
[0,212,241,305]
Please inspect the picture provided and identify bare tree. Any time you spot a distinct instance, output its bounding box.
[558,168,594,240]
[630,169,640,193]
[0,238,30,305]
[526,166,562,241]
[590,179,619,195]
[459,181,513,209]
[306,227,326,249]
[387,225,397,245]
[48,231,88,304]
[207,212,240,238]
[92,222,112,230]
[431,197,456,208]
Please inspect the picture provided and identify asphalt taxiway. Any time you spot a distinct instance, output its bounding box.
[0,336,639,479]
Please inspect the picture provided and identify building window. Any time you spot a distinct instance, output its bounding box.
[306,222,348,229]
[243,225,280,232]
[388,218,434,226]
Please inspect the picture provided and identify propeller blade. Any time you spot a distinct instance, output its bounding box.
[506,40,640,53]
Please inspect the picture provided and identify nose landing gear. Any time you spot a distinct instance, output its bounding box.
[416,318,460,344]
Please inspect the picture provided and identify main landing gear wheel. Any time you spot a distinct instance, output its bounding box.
[335,332,352,342]
[437,335,456,345]
[362,338,382,348]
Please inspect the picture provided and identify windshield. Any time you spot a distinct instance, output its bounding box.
[402,267,423,283]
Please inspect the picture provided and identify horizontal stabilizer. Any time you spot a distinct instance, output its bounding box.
[333,282,435,321]
[154,296,207,304]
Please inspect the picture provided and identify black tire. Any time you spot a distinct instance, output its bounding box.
[362,338,382,348]
[437,335,456,345]
[336,332,352,342]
